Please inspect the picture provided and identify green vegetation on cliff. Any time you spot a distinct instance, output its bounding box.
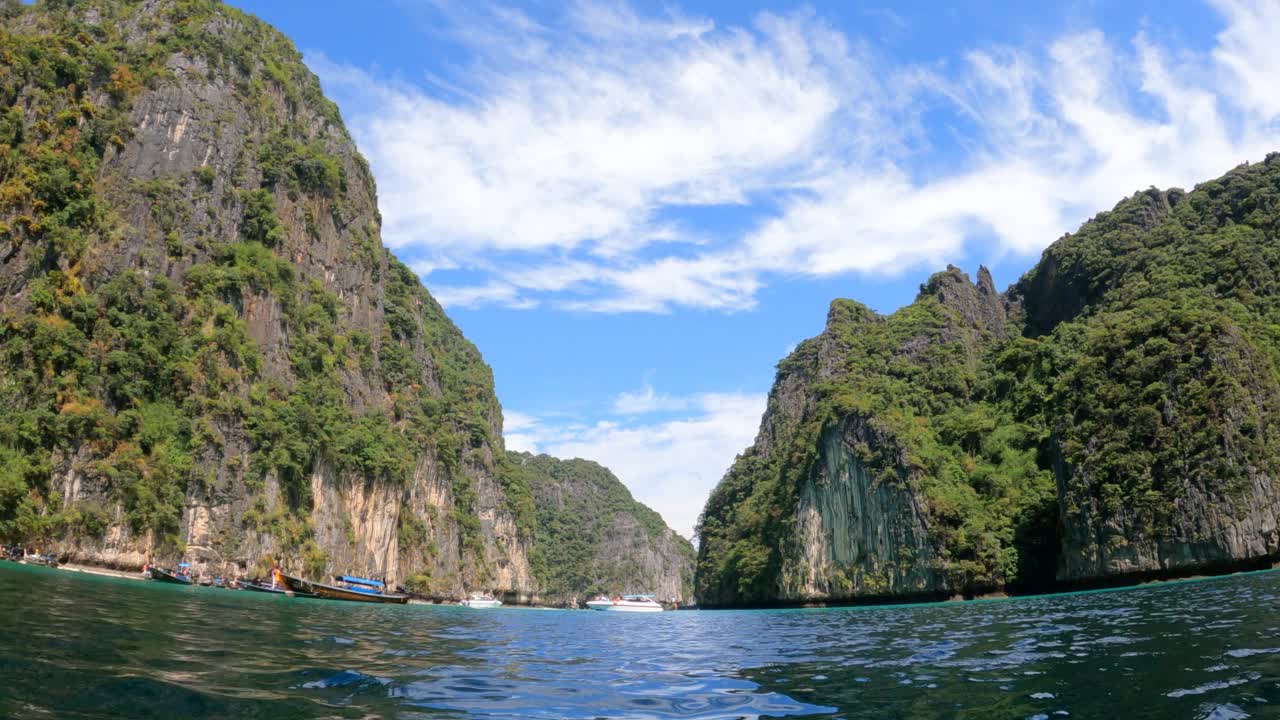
[697,155,1280,606]
[0,0,697,603]
[0,0,527,581]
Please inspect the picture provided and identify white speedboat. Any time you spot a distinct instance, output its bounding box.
[585,594,663,612]
[461,592,502,609]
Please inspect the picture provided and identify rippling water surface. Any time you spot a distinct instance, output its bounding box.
[4,564,1280,718]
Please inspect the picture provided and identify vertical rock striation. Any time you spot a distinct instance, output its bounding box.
[783,419,946,601]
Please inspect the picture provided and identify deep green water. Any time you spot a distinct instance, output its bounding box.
[3,563,1280,718]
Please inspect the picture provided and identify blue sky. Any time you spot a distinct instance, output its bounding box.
[228,0,1280,538]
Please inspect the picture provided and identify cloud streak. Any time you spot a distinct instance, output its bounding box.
[313,1,1280,313]
[313,6,858,249]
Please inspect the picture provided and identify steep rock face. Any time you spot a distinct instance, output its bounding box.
[509,452,695,606]
[697,266,1034,607]
[1016,161,1280,585]
[1045,269,1280,584]
[697,155,1280,606]
[0,0,533,596]
[782,418,946,601]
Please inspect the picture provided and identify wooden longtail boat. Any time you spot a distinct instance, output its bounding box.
[280,573,408,604]
[21,554,60,568]
[239,579,312,596]
[149,567,194,585]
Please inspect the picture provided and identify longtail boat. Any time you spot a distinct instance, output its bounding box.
[149,566,194,585]
[22,554,60,568]
[280,573,408,604]
[239,579,311,596]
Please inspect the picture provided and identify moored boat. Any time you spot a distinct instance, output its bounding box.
[280,573,409,604]
[4,547,60,566]
[239,578,309,596]
[585,594,663,612]
[149,565,194,585]
[23,553,60,568]
[461,592,502,609]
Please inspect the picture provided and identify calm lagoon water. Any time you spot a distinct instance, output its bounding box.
[3,563,1280,719]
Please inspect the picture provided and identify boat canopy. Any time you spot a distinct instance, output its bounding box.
[622,594,656,601]
[337,575,384,588]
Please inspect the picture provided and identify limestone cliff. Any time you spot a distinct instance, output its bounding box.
[0,0,537,596]
[0,0,696,606]
[697,155,1280,607]
[1020,185,1280,585]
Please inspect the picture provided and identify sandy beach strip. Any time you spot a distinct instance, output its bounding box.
[57,563,149,581]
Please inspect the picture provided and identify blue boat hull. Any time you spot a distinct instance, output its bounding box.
[280,573,408,604]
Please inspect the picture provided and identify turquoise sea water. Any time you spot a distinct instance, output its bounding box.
[3,563,1280,718]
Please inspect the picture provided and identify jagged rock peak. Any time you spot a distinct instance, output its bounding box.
[976,265,997,297]
[917,264,1007,335]
[918,264,972,299]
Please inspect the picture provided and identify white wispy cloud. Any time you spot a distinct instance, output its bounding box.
[745,20,1280,278]
[313,6,854,253]
[428,281,537,310]
[313,1,1280,312]
[611,384,691,415]
[309,1,890,312]
[1211,0,1280,120]
[500,409,542,454]
[503,390,767,538]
